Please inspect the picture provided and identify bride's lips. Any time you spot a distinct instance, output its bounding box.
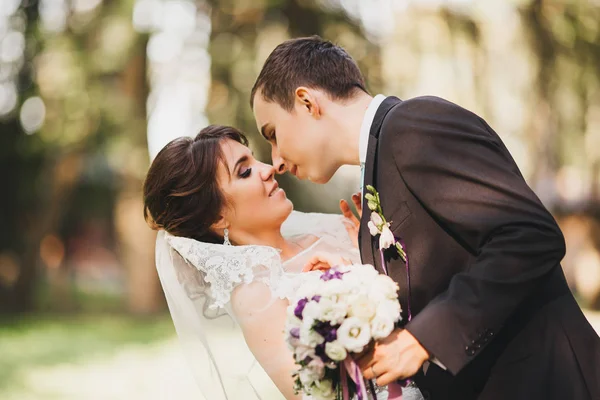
[268,181,282,197]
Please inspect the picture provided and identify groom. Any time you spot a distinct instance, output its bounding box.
[251,37,600,399]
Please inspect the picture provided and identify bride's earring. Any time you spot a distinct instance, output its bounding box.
[223,228,231,246]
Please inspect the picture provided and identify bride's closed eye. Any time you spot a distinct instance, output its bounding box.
[239,167,252,178]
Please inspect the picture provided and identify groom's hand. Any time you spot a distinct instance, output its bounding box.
[357,328,430,386]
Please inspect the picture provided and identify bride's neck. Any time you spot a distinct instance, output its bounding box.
[232,230,300,261]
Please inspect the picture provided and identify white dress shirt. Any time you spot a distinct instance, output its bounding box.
[357,94,447,373]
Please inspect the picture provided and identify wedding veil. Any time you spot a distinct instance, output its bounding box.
[155,211,358,399]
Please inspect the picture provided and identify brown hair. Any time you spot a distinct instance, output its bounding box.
[250,36,368,111]
[143,125,248,243]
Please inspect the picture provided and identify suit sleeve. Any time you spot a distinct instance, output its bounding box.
[387,96,566,375]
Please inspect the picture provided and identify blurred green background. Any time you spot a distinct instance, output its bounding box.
[1,0,600,398]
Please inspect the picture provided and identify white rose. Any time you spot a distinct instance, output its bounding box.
[342,265,377,290]
[379,224,395,249]
[376,300,402,322]
[300,323,325,347]
[302,300,322,321]
[353,264,379,281]
[311,379,336,400]
[370,212,383,227]
[295,343,316,362]
[367,221,379,236]
[320,278,350,298]
[336,317,372,353]
[347,294,376,321]
[307,357,326,379]
[299,367,321,386]
[324,340,348,361]
[370,315,395,340]
[318,298,348,325]
[296,284,319,301]
[369,274,399,302]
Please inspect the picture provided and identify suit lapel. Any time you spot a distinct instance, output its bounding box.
[359,134,378,268]
[359,96,402,272]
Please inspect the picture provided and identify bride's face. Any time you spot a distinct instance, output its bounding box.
[216,139,293,243]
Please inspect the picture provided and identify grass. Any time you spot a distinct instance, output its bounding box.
[0,313,176,394]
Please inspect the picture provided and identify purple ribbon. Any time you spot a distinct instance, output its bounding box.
[343,358,369,400]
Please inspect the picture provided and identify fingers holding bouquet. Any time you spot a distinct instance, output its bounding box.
[302,251,352,272]
[356,328,429,386]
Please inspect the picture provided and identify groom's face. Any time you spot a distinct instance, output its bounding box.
[252,91,336,183]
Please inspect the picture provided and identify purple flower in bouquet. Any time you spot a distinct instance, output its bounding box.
[320,269,345,281]
[290,327,300,339]
[294,297,308,319]
[314,320,337,342]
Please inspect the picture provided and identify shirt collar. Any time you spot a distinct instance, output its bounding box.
[359,94,386,164]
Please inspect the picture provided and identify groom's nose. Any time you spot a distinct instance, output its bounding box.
[271,147,287,174]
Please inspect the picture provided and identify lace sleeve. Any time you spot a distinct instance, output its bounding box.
[166,234,283,309]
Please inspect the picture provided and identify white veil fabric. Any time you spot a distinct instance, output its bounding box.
[155,211,360,400]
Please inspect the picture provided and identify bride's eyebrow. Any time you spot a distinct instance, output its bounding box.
[228,151,255,178]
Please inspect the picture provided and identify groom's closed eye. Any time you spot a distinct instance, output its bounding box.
[260,124,276,143]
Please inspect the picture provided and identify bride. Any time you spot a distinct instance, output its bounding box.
[143,125,368,399]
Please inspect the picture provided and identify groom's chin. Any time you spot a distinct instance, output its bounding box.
[308,175,332,185]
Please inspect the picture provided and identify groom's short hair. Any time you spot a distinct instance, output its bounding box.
[251,36,367,111]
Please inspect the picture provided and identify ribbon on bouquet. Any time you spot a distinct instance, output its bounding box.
[342,358,369,400]
[341,357,404,400]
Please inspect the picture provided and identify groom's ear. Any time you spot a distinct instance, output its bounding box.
[295,87,321,118]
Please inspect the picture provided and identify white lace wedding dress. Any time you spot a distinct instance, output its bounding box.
[155,211,419,400]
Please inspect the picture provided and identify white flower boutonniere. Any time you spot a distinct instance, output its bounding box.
[365,185,407,262]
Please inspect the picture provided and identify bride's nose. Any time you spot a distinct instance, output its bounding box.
[259,162,276,181]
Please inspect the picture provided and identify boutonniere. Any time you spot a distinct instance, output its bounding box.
[365,184,413,322]
[365,185,407,262]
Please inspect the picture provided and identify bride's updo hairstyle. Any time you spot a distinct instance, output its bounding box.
[143,125,249,243]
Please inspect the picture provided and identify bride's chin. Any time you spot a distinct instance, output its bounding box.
[272,200,294,226]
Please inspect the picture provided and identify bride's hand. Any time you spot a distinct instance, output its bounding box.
[302,252,351,272]
[340,191,362,248]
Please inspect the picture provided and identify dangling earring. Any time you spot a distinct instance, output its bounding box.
[223,228,231,246]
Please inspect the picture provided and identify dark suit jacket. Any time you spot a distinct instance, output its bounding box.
[359,96,600,399]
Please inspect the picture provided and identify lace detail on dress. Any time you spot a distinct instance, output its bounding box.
[166,234,282,309]
[166,211,358,310]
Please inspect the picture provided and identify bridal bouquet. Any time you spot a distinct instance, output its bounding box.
[285,264,402,400]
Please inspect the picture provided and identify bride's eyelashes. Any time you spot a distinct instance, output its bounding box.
[239,167,252,178]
